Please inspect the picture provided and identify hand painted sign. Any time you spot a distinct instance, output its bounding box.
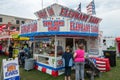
[35,4,101,24]
[36,7,54,19]
[70,21,98,33]
[43,20,64,31]
[21,20,37,34]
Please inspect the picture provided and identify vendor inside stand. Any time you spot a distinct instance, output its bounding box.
[66,38,73,52]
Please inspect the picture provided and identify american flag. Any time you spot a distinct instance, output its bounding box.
[77,3,81,12]
[86,0,96,15]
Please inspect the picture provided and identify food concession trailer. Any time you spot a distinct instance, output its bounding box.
[20,3,101,76]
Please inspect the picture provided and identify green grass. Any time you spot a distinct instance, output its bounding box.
[0,55,120,80]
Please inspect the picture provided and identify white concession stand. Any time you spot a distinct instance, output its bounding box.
[20,3,102,76]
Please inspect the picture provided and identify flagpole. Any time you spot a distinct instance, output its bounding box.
[77,2,81,12]
[41,0,43,9]
[55,0,58,3]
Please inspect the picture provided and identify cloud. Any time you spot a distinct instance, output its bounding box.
[99,9,120,36]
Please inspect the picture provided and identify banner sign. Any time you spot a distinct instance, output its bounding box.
[35,4,101,24]
[36,7,54,19]
[43,20,64,31]
[70,21,98,33]
[42,19,98,33]
[21,20,37,34]
[20,4,101,34]
[2,58,20,80]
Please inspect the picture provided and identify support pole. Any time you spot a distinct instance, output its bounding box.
[54,35,57,68]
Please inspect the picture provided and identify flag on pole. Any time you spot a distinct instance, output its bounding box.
[41,0,43,9]
[77,2,81,12]
[86,0,96,15]
[0,24,7,28]
[2,24,7,28]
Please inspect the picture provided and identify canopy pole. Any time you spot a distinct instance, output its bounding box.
[54,35,57,68]
[33,37,35,55]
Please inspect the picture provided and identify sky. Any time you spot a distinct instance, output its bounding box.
[0,0,120,37]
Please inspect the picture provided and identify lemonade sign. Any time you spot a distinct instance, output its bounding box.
[2,58,20,80]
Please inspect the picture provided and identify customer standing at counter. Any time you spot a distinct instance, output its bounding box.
[62,46,73,80]
[74,43,85,80]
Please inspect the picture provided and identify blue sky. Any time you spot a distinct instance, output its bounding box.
[0,0,120,37]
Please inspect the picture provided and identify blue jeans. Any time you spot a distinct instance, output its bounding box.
[75,62,85,80]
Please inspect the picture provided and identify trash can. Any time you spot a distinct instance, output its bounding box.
[103,50,116,67]
[24,58,35,71]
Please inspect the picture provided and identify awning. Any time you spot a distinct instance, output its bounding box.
[20,31,98,37]
[12,34,20,38]
[14,37,30,40]
[12,34,29,40]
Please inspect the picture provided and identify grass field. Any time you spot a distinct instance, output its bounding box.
[0,55,120,80]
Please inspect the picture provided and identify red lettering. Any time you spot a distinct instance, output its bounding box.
[43,20,64,31]
[21,21,37,33]
[74,12,80,20]
[43,21,52,26]
[70,22,74,30]
[67,10,74,18]
[84,15,89,22]
[60,8,68,16]
[54,21,64,26]
[91,26,98,33]
[87,24,90,32]
[88,16,93,23]
[92,18,96,23]
[79,23,83,31]
[47,7,54,16]
[96,18,99,24]
[27,25,30,32]
[31,23,37,32]
[59,21,64,26]
[37,9,48,19]
[79,13,83,20]
[76,23,79,30]
[95,18,99,24]
[70,21,84,31]
[88,16,99,24]
[48,26,58,31]
[83,24,90,32]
